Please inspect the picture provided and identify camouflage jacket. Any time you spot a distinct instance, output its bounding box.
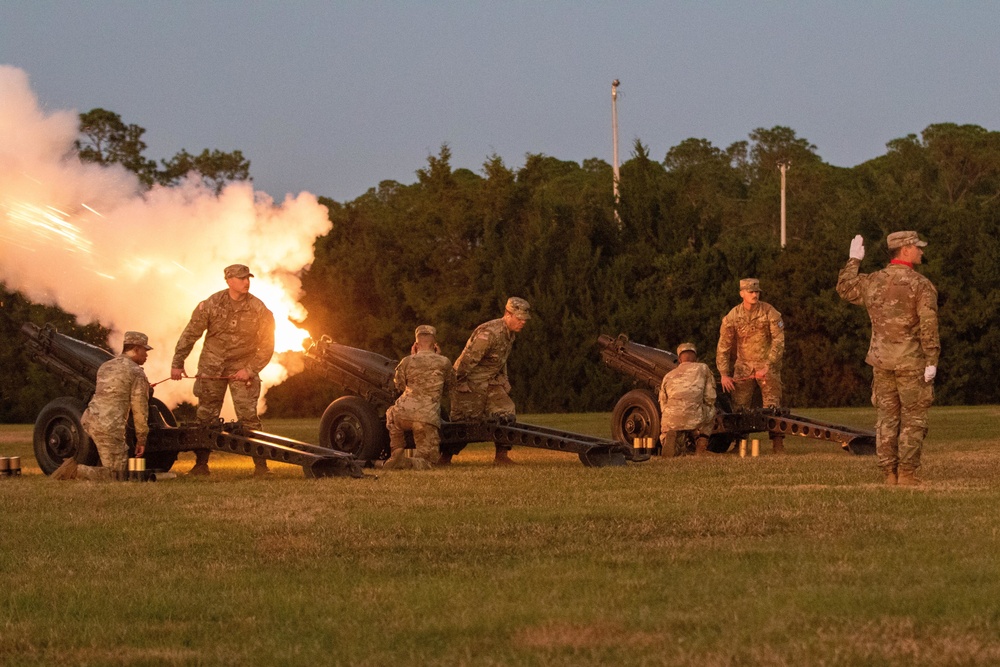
[716,302,784,378]
[172,290,275,376]
[658,361,717,431]
[836,259,940,371]
[81,354,150,443]
[391,350,456,425]
[454,318,515,387]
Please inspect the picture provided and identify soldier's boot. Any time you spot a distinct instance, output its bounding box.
[883,468,898,486]
[435,451,453,467]
[770,435,785,455]
[494,446,516,466]
[694,436,710,457]
[188,449,211,476]
[898,469,922,486]
[253,458,272,477]
[50,458,78,480]
[660,431,678,458]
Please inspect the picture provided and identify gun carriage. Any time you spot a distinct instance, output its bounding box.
[597,333,877,455]
[21,323,364,478]
[303,335,640,467]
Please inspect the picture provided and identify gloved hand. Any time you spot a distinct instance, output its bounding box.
[849,234,865,261]
[924,366,937,383]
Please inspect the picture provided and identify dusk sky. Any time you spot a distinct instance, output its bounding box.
[3,1,999,203]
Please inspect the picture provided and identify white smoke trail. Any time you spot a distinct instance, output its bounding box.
[0,65,331,418]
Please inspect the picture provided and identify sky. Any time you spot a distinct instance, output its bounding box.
[3,1,1000,204]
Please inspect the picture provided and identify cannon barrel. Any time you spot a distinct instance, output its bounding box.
[597,333,679,391]
[20,322,113,395]
[302,335,399,411]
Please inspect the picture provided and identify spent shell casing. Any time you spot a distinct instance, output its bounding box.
[10,456,20,475]
[751,439,760,458]
[739,439,747,458]
[0,457,9,476]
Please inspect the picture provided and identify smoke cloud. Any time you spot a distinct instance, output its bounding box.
[0,65,331,417]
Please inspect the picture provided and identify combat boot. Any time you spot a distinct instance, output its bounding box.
[694,436,710,457]
[494,446,516,466]
[435,452,453,467]
[770,435,785,455]
[253,461,273,477]
[188,449,211,476]
[883,468,898,486]
[51,458,78,480]
[898,469,922,486]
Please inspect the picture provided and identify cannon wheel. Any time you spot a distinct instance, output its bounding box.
[611,389,661,449]
[33,396,99,475]
[318,396,389,462]
[129,398,179,472]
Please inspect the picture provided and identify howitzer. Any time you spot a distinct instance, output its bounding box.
[303,335,641,467]
[21,323,365,478]
[597,333,876,455]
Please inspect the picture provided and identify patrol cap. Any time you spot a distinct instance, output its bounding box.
[414,324,437,339]
[123,331,153,350]
[886,231,928,250]
[224,264,254,279]
[739,278,761,292]
[676,342,697,355]
[505,297,531,320]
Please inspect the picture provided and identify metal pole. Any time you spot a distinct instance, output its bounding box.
[611,79,620,227]
[778,161,788,248]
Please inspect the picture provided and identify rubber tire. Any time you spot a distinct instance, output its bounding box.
[611,389,661,447]
[33,396,99,475]
[318,396,390,462]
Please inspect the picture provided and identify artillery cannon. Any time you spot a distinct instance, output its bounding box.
[21,323,365,478]
[597,333,877,455]
[303,335,640,467]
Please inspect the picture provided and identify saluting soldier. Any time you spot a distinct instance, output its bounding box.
[659,342,717,457]
[51,331,153,481]
[836,231,939,486]
[444,296,531,466]
[383,325,455,470]
[716,278,786,453]
[171,264,275,476]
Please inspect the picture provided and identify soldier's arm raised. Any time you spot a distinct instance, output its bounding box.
[836,258,866,305]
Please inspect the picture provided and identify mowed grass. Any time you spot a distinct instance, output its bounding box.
[2,406,1000,666]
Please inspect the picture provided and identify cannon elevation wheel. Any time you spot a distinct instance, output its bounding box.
[318,396,390,462]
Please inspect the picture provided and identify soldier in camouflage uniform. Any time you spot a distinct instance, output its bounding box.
[382,325,455,470]
[659,343,717,457]
[836,231,939,486]
[443,296,531,466]
[171,264,275,476]
[716,278,786,453]
[51,331,153,482]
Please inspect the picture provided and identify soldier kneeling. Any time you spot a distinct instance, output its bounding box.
[659,343,716,457]
[382,325,455,470]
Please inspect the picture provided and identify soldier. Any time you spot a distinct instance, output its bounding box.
[51,331,152,481]
[836,231,939,486]
[171,264,275,476]
[382,325,455,470]
[443,296,531,466]
[659,343,717,457]
[716,278,786,453]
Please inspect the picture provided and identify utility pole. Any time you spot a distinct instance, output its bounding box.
[777,160,789,248]
[611,79,621,227]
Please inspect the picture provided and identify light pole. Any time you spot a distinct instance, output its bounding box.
[611,79,620,227]
[777,160,790,248]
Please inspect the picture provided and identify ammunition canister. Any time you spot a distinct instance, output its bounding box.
[751,439,760,458]
[739,439,747,458]
[9,457,20,476]
[0,457,9,476]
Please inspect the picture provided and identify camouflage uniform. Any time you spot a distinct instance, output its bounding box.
[451,319,517,421]
[658,353,716,456]
[836,234,939,478]
[78,348,150,481]
[384,327,455,469]
[716,296,785,409]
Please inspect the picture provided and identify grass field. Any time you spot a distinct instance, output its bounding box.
[2,406,1000,666]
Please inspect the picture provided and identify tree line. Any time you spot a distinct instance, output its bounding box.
[2,112,999,422]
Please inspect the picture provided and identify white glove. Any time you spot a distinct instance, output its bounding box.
[849,235,865,261]
[924,366,936,383]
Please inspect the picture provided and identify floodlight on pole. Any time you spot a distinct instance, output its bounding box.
[777,160,790,248]
[611,79,621,227]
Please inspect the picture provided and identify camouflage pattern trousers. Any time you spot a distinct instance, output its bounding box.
[195,376,266,465]
[446,381,515,456]
[872,368,934,473]
[77,431,128,481]
[385,411,438,469]
[730,369,782,410]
